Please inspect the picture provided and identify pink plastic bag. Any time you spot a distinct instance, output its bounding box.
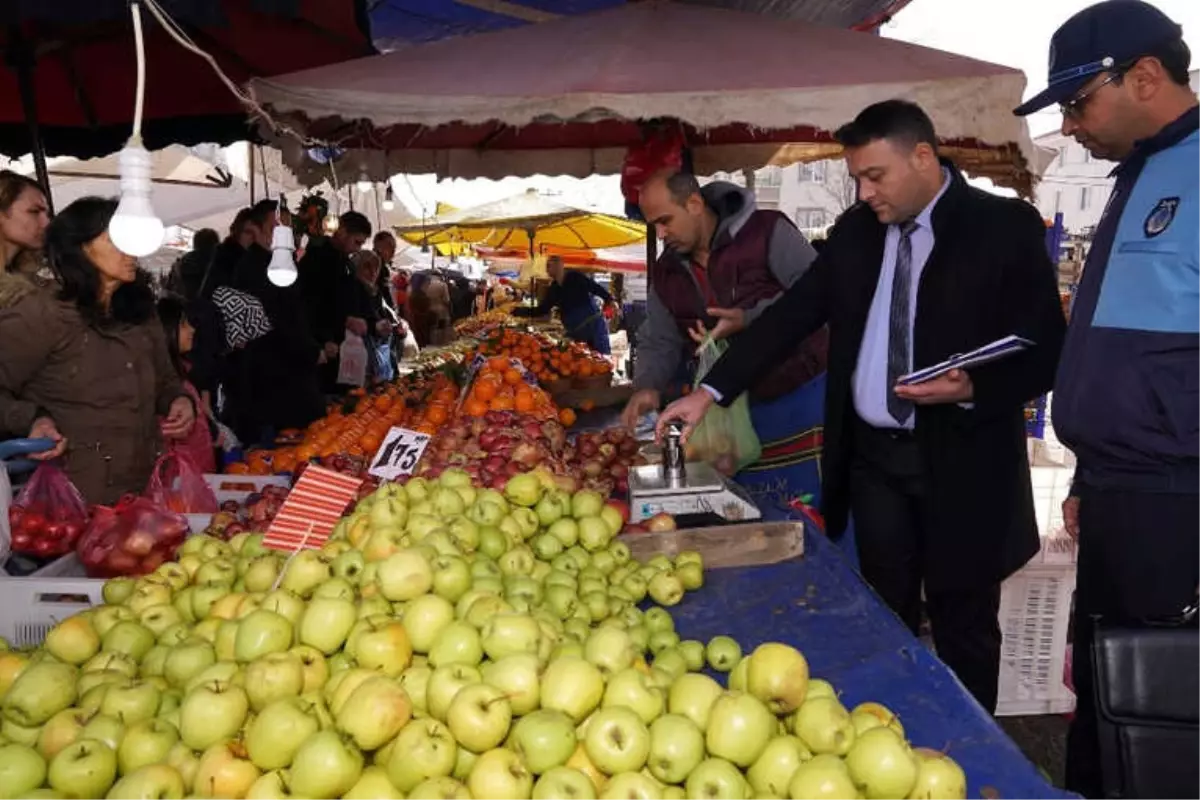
[145,452,219,514]
[9,463,88,557]
[77,495,190,578]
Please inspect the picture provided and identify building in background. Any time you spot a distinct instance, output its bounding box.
[711,159,856,240]
[1034,68,1199,234]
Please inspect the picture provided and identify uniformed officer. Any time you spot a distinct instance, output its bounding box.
[1015,2,1198,796]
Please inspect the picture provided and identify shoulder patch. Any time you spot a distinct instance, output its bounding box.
[1144,197,1180,238]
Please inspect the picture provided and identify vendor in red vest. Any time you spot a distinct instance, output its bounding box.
[621,171,829,428]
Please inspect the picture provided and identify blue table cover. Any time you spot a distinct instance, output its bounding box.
[666,506,1070,799]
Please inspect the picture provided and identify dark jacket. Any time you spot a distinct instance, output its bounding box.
[702,164,1067,591]
[297,238,354,346]
[0,285,185,505]
[1052,107,1198,494]
[636,182,825,401]
[203,238,245,298]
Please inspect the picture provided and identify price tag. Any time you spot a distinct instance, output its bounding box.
[368,427,432,481]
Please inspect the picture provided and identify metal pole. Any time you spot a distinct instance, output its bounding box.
[10,31,54,214]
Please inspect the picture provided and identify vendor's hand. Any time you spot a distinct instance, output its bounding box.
[620,389,661,430]
[162,397,196,439]
[323,342,340,359]
[688,307,746,347]
[656,390,715,445]
[1062,495,1080,541]
[346,317,368,337]
[29,416,67,460]
[893,368,973,405]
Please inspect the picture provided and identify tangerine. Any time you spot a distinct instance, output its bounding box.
[559,408,577,426]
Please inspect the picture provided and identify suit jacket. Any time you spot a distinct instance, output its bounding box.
[704,164,1067,591]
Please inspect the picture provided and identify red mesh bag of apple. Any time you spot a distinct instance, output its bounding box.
[8,463,89,558]
[688,339,762,475]
[76,495,190,577]
[145,451,219,514]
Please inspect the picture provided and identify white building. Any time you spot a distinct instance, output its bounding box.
[712,159,856,240]
[1035,68,1200,234]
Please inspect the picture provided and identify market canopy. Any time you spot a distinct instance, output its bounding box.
[250,1,1041,193]
[366,0,911,50]
[395,189,647,254]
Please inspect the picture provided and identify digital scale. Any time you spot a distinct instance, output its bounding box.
[627,421,761,524]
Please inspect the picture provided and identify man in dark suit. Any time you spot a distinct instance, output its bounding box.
[657,100,1067,712]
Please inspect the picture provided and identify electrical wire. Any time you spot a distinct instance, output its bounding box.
[131,0,147,140]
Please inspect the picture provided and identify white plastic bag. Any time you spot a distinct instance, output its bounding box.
[338,332,369,387]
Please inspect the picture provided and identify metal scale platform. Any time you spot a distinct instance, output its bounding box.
[628,421,761,524]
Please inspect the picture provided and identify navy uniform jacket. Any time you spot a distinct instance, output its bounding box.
[1053,107,1199,494]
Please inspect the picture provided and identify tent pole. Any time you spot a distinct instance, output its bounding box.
[10,32,54,214]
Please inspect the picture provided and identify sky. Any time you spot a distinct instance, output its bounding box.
[390,0,1199,218]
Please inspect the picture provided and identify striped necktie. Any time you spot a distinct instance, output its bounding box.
[887,220,920,426]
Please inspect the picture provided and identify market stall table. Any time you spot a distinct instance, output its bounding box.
[666,506,1071,799]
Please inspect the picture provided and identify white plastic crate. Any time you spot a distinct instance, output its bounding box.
[996,540,1077,716]
[0,576,105,648]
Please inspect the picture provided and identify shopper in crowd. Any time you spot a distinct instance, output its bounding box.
[513,255,618,354]
[410,269,453,346]
[1014,2,1198,795]
[620,171,826,426]
[656,100,1067,713]
[155,297,217,473]
[165,228,218,302]
[202,207,254,297]
[0,171,52,310]
[392,270,411,320]
[220,199,325,443]
[347,250,404,383]
[373,230,398,310]
[297,210,372,392]
[0,197,196,505]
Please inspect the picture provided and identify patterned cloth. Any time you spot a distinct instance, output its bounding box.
[211,286,272,350]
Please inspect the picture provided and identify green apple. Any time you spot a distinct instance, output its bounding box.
[746,643,810,715]
[541,656,605,723]
[403,595,456,654]
[647,713,705,785]
[481,614,542,662]
[127,583,174,617]
[746,734,811,797]
[44,617,100,665]
[157,624,191,648]
[385,718,458,792]
[108,763,186,798]
[2,717,42,747]
[428,621,483,668]
[547,518,580,548]
[179,680,248,751]
[48,739,117,799]
[843,727,918,799]
[164,641,216,690]
[233,610,293,663]
[99,679,161,725]
[244,653,305,711]
[600,771,661,799]
[336,676,413,751]
[432,555,473,603]
[908,747,967,800]
[685,757,749,800]
[166,742,199,792]
[288,730,363,799]
[353,620,413,677]
[602,668,665,724]
[849,702,905,738]
[0,742,47,797]
[3,660,77,726]
[705,636,742,673]
[117,718,179,775]
[706,691,774,767]
[585,627,637,677]
[189,584,230,621]
[343,765,405,799]
[583,707,650,775]
[467,747,533,800]
[279,550,333,599]
[790,697,855,757]
[446,684,512,754]
[139,605,184,638]
[398,665,433,717]
[426,665,482,722]
[571,490,604,519]
[509,709,577,775]
[244,697,320,770]
[242,555,283,594]
[78,713,123,751]
[647,572,684,606]
[667,673,725,732]
[532,766,596,800]
[261,589,306,627]
[787,753,857,799]
[376,550,434,601]
[299,597,357,655]
[101,621,156,663]
[481,654,540,717]
[678,640,706,673]
[36,708,90,761]
[728,657,749,693]
[214,620,239,662]
[193,742,260,799]
[288,645,329,695]
[676,564,704,592]
[183,661,240,695]
[139,645,170,678]
[102,578,137,606]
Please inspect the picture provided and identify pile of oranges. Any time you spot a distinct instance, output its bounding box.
[461,356,561,421]
[476,328,612,385]
[226,374,460,476]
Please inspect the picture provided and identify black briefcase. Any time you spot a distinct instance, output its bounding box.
[1092,604,1199,799]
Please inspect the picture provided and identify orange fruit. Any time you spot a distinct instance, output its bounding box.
[466,398,488,417]
[558,408,577,426]
[503,369,522,386]
[427,406,449,426]
[515,392,535,413]
[490,395,514,411]
[475,380,499,401]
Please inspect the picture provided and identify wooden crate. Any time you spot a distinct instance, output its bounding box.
[623,520,804,569]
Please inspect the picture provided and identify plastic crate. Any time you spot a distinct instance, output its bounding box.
[0,576,105,648]
[996,550,1077,717]
[204,473,289,507]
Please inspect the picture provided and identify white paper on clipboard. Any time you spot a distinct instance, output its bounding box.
[897,336,1034,386]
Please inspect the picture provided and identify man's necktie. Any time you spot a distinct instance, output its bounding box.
[887,220,919,426]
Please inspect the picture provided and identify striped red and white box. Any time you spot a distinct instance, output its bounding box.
[263,465,363,552]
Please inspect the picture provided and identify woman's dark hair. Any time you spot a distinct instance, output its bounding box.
[0,170,44,213]
[156,296,190,378]
[46,196,155,326]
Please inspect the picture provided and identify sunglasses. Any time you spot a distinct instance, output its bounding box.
[1060,64,1131,119]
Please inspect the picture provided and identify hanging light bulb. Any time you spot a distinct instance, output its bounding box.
[382,183,396,211]
[356,170,373,194]
[267,210,298,286]
[109,139,166,257]
[324,215,339,234]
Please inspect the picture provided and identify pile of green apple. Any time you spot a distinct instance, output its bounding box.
[0,467,967,800]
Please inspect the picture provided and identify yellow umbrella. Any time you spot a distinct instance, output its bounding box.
[396,189,645,254]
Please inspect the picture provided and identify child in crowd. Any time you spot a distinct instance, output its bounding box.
[156,297,218,473]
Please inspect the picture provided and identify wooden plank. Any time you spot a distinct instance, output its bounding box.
[622,520,804,569]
